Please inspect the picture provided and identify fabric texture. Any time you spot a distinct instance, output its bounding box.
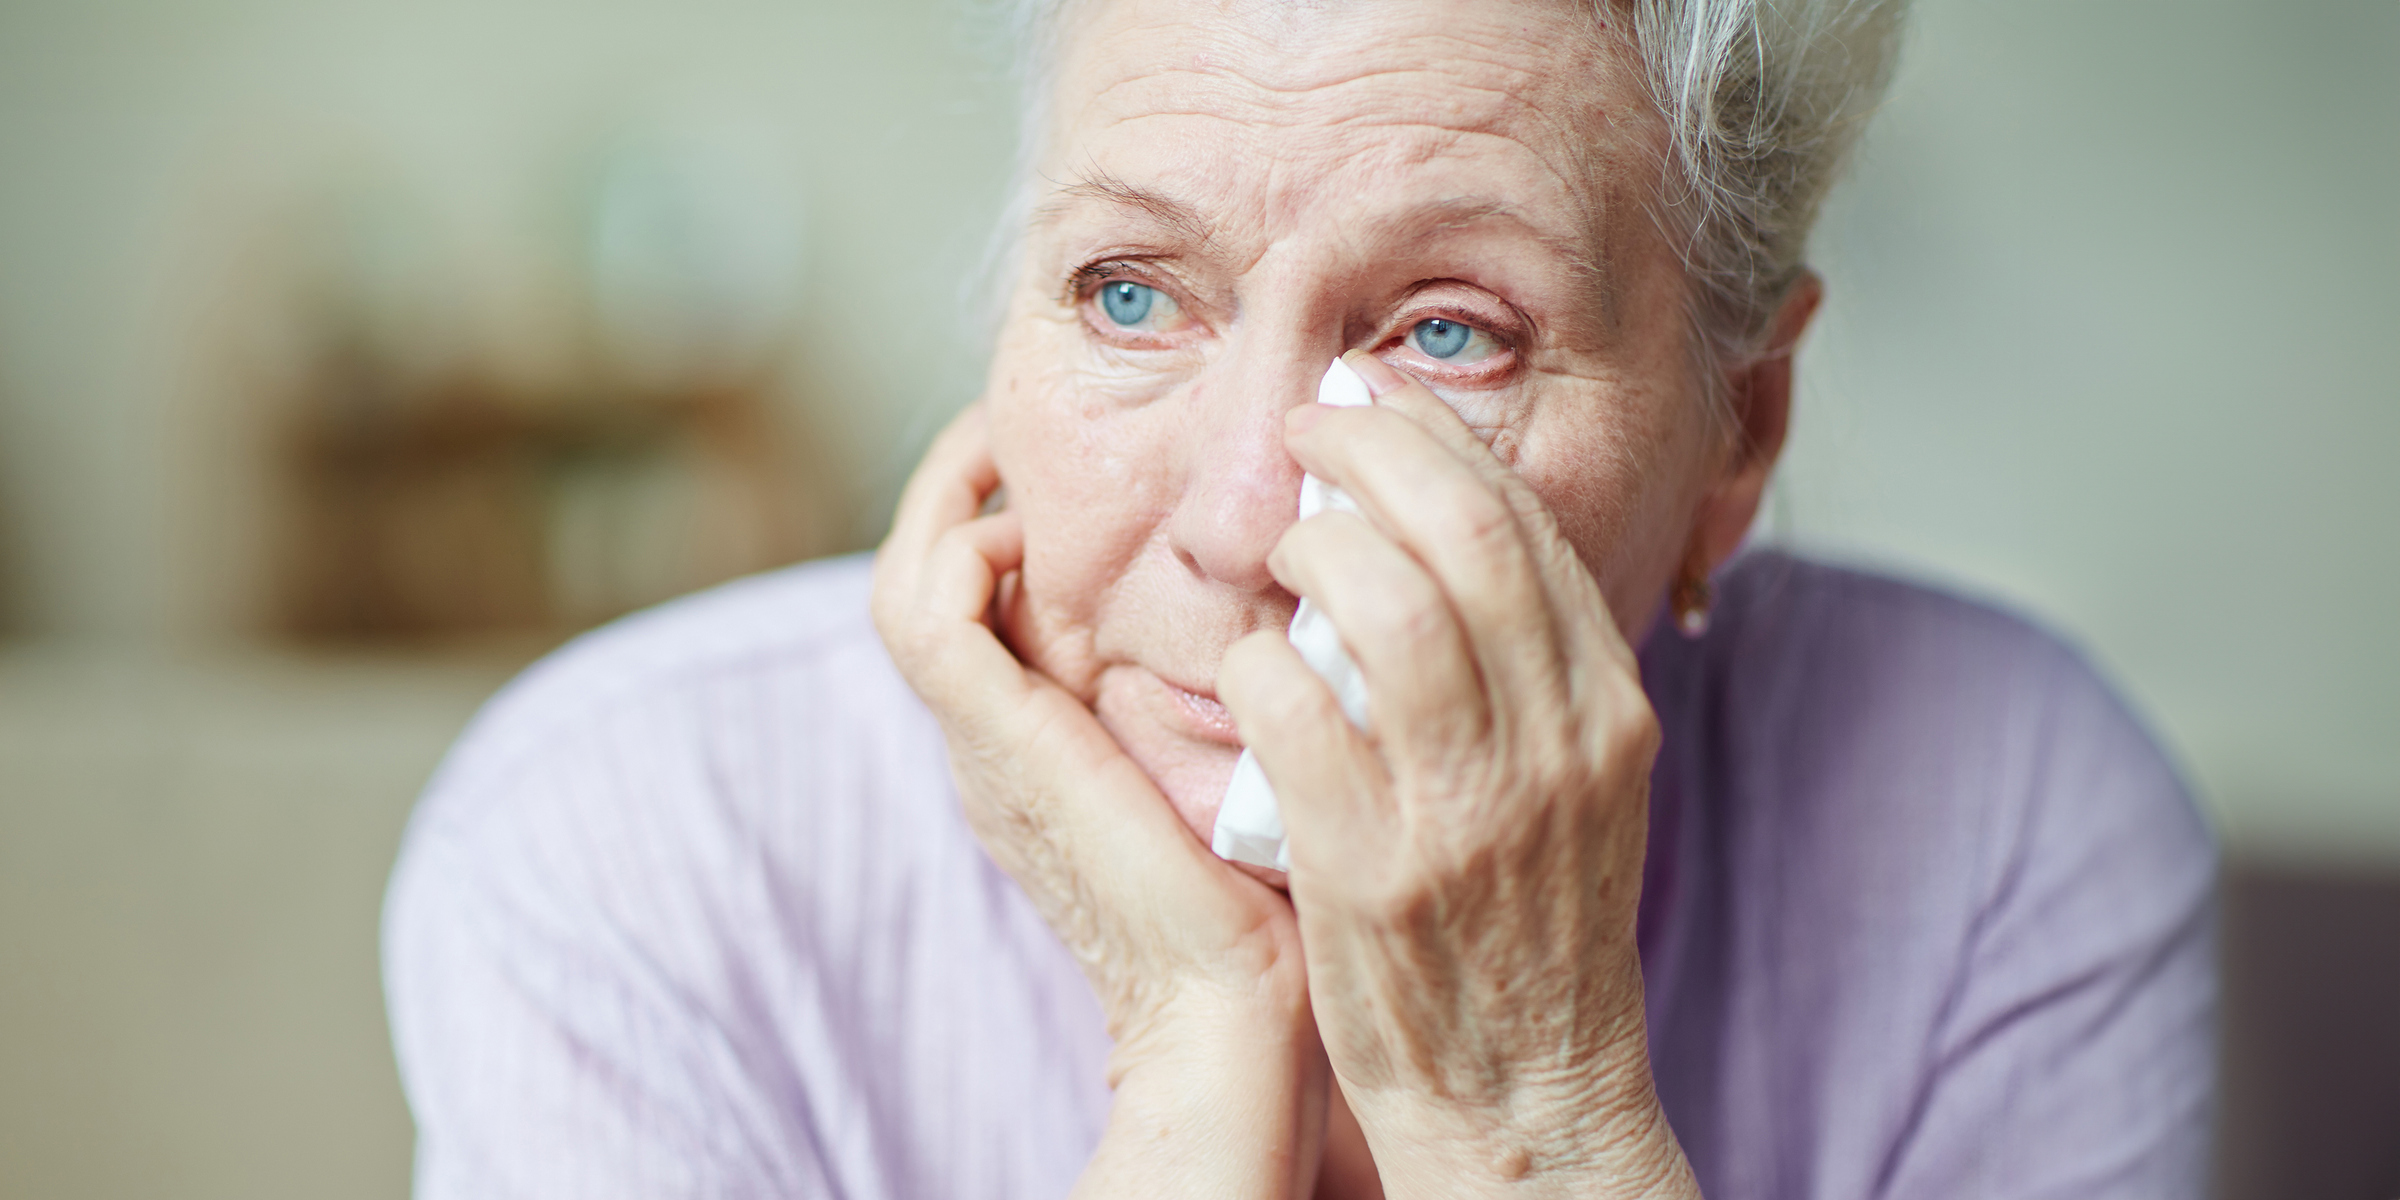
[383,549,2216,1199]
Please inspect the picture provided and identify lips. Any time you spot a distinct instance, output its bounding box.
[1157,676,1244,746]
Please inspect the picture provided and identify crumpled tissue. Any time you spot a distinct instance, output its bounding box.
[1211,357,1375,871]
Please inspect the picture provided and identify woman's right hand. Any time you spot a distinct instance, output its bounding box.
[871,402,1330,1199]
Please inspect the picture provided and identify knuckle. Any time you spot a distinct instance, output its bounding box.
[1587,697,1660,767]
[1352,576,1453,653]
[1258,672,1339,731]
[1271,517,1333,577]
[1424,485,1525,570]
[1344,859,1438,929]
[929,521,975,559]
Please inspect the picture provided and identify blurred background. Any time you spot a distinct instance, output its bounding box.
[0,0,2390,1196]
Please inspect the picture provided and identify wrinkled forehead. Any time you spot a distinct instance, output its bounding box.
[1040,0,1662,256]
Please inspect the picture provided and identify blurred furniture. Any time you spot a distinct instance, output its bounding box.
[277,348,803,642]
[275,122,817,645]
[2214,863,2400,1200]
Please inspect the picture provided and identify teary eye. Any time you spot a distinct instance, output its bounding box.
[1099,281,1177,329]
[1410,317,1500,364]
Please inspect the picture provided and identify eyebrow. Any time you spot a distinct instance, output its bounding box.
[1035,171,1614,323]
[1396,197,1599,272]
[1033,172,1214,247]
[1372,195,1614,324]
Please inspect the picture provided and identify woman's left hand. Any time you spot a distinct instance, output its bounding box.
[1220,351,1700,1200]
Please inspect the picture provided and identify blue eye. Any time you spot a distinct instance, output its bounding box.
[1408,317,1502,364]
[1100,281,1158,327]
[1412,318,1472,359]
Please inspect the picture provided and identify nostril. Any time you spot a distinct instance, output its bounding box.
[1168,492,1288,592]
[1161,367,1313,592]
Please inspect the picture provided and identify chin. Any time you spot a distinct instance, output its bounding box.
[1145,741,1294,891]
[1090,684,1301,886]
[1132,733,1241,845]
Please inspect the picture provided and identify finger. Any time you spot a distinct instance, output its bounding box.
[1344,352,1638,673]
[901,525,1252,920]
[881,403,1000,574]
[1218,629,1392,871]
[1342,351,1531,515]
[1323,351,1638,676]
[974,661,1282,982]
[870,408,1285,993]
[886,514,1023,704]
[922,510,1024,623]
[875,404,1003,642]
[1265,511,1492,773]
[877,513,1024,729]
[1284,396,1568,717]
[966,669,1261,957]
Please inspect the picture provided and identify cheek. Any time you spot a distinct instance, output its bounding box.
[1521,436,1639,572]
[1515,383,1712,621]
[986,340,1182,656]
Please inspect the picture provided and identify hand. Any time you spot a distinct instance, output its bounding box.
[871,403,1329,1198]
[1220,351,1700,1199]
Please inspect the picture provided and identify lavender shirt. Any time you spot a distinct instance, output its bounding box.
[384,550,2215,1198]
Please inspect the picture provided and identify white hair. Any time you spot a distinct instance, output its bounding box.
[1625,0,1905,371]
[987,0,1905,377]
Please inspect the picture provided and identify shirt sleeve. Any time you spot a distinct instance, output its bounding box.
[1877,653,2217,1199]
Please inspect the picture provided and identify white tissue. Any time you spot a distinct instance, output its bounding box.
[1212,358,1375,871]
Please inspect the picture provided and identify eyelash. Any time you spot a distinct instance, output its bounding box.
[1064,259,1522,374]
[1066,259,1161,305]
[1065,259,1200,348]
[1387,307,1519,379]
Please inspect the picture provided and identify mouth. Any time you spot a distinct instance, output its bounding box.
[1158,677,1244,746]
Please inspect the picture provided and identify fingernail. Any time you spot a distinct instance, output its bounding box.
[1287,402,1324,433]
[1341,349,1408,397]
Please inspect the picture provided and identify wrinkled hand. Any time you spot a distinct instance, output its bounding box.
[871,405,1327,1198]
[1220,351,1698,1200]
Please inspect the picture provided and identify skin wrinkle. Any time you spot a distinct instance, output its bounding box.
[972,32,1784,1134]
[1058,15,1594,185]
[1035,121,1632,345]
[1048,178,1604,326]
[1034,189,1654,461]
[875,5,1798,1142]
[1037,173,1220,253]
[1054,12,1649,257]
[1086,107,1596,250]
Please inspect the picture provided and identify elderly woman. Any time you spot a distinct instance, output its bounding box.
[385,0,2214,1196]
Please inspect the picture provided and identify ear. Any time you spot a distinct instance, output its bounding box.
[1682,270,1822,577]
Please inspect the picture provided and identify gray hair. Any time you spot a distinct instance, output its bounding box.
[1627,0,1905,372]
[990,0,1905,378]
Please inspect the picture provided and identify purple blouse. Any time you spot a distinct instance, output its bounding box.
[384,550,2215,1198]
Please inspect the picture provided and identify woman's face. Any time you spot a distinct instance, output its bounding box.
[985,0,1757,839]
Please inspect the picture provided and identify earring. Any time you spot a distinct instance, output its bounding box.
[1672,572,1713,639]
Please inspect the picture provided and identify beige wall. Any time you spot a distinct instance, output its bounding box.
[1786,0,2400,863]
[0,649,503,1200]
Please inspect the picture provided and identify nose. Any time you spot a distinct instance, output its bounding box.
[1165,338,1325,594]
